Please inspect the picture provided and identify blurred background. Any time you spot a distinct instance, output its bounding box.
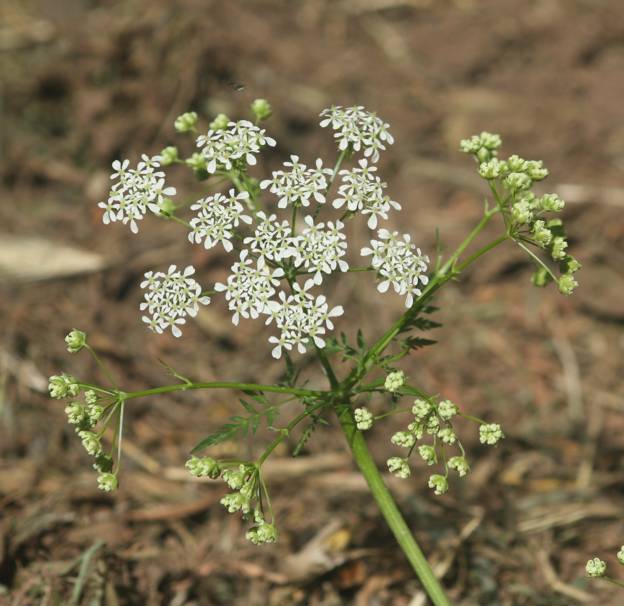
[1,0,623,604]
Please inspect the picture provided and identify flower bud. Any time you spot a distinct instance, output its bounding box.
[585,557,606,578]
[97,472,118,492]
[478,159,503,180]
[49,374,80,399]
[209,113,230,130]
[159,146,179,166]
[174,111,198,133]
[185,153,207,171]
[387,457,410,479]
[551,236,568,260]
[539,193,564,212]
[384,370,405,393]
[391,431,416,449]
[418,445,437,465]
[65,329,86,353]
[617,546,624,565]
[531,266,551,288]
[354,407,373,431]
[558,273,578,296]
[251,99,272,121]
[532,220,552,248]
[412,399,431,419]
[437,427,456,445]
[78,430,102,456]
[437,399,458,421]
[525,160,549,181]
[185,456,221,479]
[448,456,470,477]
[479,423,504,445]
[428,474,448,495]
[504,172,532,193]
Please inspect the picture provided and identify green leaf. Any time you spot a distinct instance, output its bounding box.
[191,416,250,453]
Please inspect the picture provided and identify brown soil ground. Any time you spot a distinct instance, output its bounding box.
[1,0,624,604]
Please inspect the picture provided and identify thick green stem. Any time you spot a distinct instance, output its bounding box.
[335,404,451,606]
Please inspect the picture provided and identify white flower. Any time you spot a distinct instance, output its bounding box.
[260,155,332,208]
[291,216,349,285]
[98,156,176,233]
[214,251,284,326]
[361,229,430,307]
[319,105,394,163]
[196,120,276,173]
[265,279,343,359]
[617,546,624,565]
[243,212,296,262]
[479,423,504,445]
[332,159,400,229]
[188,189,252,252]
[140,265,210,337]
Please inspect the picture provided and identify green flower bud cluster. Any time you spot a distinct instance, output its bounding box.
[49,373,80,399]
[385,394,504,495]
[463,133,580,297]
[246,511,278,545]
[460,131,502,163]
[354,407,374,431]
[50,335,121,492]
[65,329,87,353]
[479,423,504,445]
[384,370,405,393]
[585,557,607,578]
[184,459,277,545]
[174,111,198,133]
[251,99,272,122]
[386,397,465,495]
[185,455,221,479]
[585,545,624,583]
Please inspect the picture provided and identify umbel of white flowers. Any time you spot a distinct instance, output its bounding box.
[97,104,431,359]
[97,105,578,358]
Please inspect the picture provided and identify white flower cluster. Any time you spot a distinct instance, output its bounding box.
[140,265,211,337]
[333,160,401,229]
[265,279,344,359]
[215,252,284,325]
[98,156,176,233]
[196,120,276,173]
[96,105,429,357]
[291,216,349,285]
[243,212,294,262]
[319,105,394,163]
[188,189,252,252]
[361,230,430,307]
[260,155,332,208]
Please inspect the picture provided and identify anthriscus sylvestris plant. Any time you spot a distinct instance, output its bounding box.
[50,100,580,605]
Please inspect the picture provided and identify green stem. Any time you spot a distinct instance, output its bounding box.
[122,382,324,401]
[335,404,451,606]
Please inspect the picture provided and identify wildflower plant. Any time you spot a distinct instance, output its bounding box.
[51,100,580,606]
